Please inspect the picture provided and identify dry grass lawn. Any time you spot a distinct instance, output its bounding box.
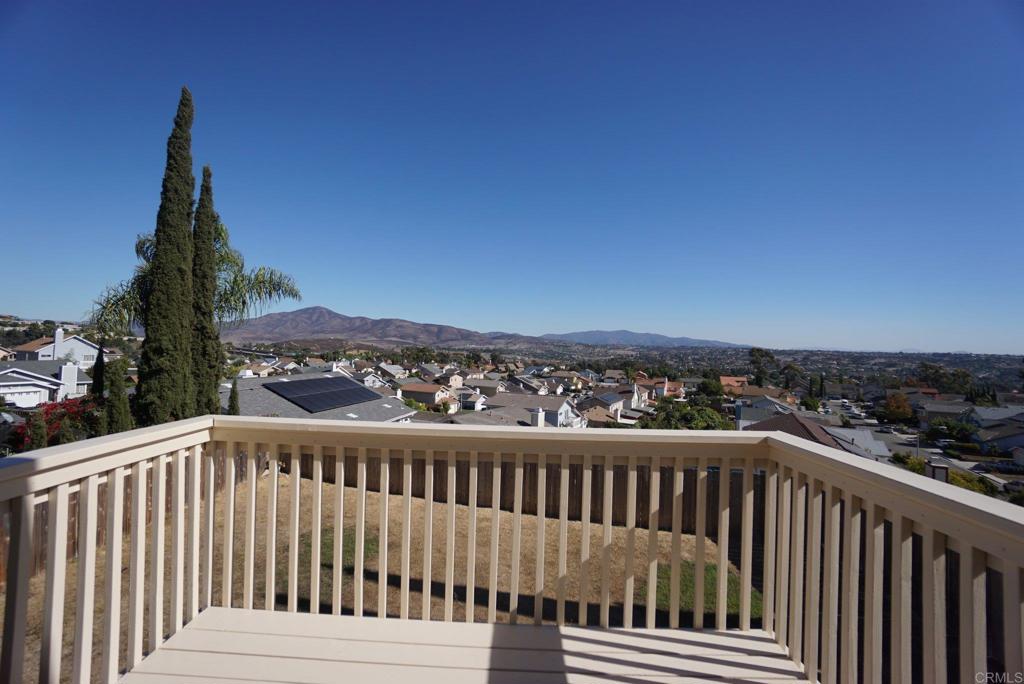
[3,467,752,683]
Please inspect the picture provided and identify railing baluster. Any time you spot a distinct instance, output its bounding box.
[788,473,806,664]
[892,514,912,684]
[1,494,35,684]
[375,448,388,618]
[740,457,753,631]
[488,453,501,624]
[579,453,593,627]
[41,484,69,684]
[694,456,707,630]
[265,445,279,611]
[763,461,777,637]
[467,451,479,623]
[150,453,168,647]
[311,444,324,614]
[171,449,186,633]
[646,456,660,629]
[715,459,730,632]
[806,480,823,681]
[332,446,345,614]
[864,503,884,683]
[775,467,791,647]
[624,455,636,628]
[841,495,862,684]
[102,467,125,683]
[202,447,215,610]
[1001,558,1023,678]
[444,451,456,622]
[73,473,99,683]
[354,447,367,617]
[188,445,201,621]
[669,460,683,629]
[422,451,434,621]
[822,485,841,684]
[534,453,547,626]
[221,446,235,609]
[554,455,568,625]
[958,544,988,683]
[401,450,412,620]
[921,527,946,684]
[600,454,613,628]
[128,460,147,667]
[288,447,300,613]
[510,452,524,624]
[243,442,257,610]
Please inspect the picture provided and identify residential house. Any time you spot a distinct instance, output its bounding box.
[415,363,444,381]
[678,377,704,392]
[13,328,119,369]
[460,392,486,412]
[236,362,275,379]
[377,363,409,380]
[484,392,586,428]
[601,369,627,385]
[0,361,90,407]
[744,413,891,462]
[968,405,1024,429]
[720,376,749,396]
[918,401,972,428]
[507,375,547,394]
[0,346,13,362]
[218,373,415,422]
[463,378,507,397]
[399,383,457,412]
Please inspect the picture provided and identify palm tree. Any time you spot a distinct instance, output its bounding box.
[91,222,300,336]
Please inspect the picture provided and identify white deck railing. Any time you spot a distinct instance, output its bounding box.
[0,415,1022,683]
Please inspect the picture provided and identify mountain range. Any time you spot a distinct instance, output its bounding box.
[220,306,745,349]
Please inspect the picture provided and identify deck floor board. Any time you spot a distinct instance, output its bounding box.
[122,608,808,683]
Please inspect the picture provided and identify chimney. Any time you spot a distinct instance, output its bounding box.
[613,406,621,422]
[58,363,76,401]
[53,327,65,359]
[529,407,545,427]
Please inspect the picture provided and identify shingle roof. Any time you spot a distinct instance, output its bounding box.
[743,413,841,450]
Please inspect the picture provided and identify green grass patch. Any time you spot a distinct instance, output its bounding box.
[637,560,762,618]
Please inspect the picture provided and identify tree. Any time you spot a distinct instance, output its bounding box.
[227,379,240,415]
[749,347,777,386]
[90,344,106,398]
[638,397,733,430]
[802,396,820,412]
[135,87,196,426]
[884,392,913,422]
[781,363,802,390]
[105,359,134,434]
[55,419,77,445]
[192,166,222,416]
[28,412,47,450]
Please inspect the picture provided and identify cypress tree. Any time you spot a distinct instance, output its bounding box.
[106,359,134,434]
[136,87,196,426]
[191,166,222,415]
[228,378,240,415]
[28,412,47,450]
[90,342,106,398]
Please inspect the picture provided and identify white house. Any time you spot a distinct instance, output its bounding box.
[0,361,89,407]
[13,328,117,369]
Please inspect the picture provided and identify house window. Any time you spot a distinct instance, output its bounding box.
[85,354,95,362]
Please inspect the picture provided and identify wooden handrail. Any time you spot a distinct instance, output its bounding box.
[1,416,1022,684]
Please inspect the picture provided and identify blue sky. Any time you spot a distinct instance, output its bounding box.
[2,1,1022,353]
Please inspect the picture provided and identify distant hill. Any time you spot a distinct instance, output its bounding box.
[540,329,745,348]
[221,306,745,350]
[221,306,502,346]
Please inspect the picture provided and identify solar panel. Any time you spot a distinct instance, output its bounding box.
[265,376,380,413]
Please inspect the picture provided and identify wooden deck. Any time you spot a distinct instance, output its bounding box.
[121,608,808,683]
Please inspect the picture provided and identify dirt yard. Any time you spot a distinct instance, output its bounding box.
[4,466,743,683]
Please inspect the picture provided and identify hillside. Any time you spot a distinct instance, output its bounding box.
[541,329,744,348]
[221,307,745,350]
[220,306,501,346]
